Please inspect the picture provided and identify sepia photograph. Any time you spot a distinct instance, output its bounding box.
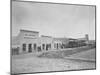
[11,0,96,74]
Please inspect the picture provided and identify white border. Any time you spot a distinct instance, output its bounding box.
[0,0,100,75]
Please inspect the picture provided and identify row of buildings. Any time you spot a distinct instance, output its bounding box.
[11,29,89,55]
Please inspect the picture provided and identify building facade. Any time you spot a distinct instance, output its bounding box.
[11,29,89,55]
[12,29,54,54]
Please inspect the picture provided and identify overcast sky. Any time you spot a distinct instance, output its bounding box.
[12,1,95,40]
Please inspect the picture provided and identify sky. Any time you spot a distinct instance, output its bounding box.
[12,1,95,40]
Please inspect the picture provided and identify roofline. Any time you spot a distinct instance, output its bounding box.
[20,29,39,33]
[41,35,52,38]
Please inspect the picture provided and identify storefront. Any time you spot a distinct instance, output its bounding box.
[12,29,89,55]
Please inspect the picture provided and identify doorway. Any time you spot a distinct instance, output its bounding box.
[42,44,45,50]
[22,43,26,52]
[28,44,32,52]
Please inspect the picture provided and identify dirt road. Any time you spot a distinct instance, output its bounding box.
[11,54,95,74]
